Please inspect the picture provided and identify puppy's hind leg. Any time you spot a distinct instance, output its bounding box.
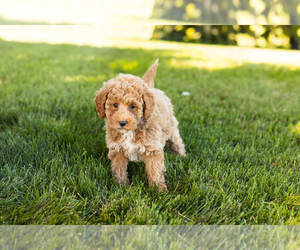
[108,150,129,186]
[167,118,186,157]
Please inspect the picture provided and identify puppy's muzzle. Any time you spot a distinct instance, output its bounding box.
[119,121,128,127]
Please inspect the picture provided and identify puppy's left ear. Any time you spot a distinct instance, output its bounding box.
[94,87,109,119]
[142,88,155,120]
[142,59,158,88]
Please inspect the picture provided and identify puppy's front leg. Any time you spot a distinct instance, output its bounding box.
[142,151,168,192]
[108,150,129,186]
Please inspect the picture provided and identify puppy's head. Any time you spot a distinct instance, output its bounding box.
[95,74,155,131]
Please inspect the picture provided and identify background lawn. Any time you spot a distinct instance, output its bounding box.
[0,38,300,225]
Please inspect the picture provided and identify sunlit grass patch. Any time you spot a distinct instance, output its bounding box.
[110,59,139,73]
[292,122,300,136]
[64,74,106,83]
[167,58,237,70]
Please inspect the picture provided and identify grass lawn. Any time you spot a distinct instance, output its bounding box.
[1,38,300,225]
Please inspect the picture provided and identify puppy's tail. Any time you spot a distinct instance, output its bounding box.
[142,59,159,88]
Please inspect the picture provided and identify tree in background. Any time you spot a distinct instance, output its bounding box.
[152,25,300,49]
[151,0,300,49]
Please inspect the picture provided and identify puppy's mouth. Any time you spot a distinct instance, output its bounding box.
[118,125,136,133]
[119,128,128,133]
[119,127,136,132]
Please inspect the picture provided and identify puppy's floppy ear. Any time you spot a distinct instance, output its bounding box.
[142,88,155,120]
[94,87,109,119]
[142,59,158,88]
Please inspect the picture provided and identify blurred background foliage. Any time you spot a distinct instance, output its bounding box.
[152,0,300,24]
[152,25,300,49]
[151,0,300,49]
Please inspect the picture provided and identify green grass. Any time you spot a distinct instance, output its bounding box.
[0,38,300,225]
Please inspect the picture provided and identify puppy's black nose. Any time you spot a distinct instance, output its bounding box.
[119,121,127,127]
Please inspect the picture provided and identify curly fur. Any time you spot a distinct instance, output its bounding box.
[95,60,186,192]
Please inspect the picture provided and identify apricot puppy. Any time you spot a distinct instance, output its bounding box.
[95,60,185,191]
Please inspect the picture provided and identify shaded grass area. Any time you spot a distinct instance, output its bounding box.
[0,39,300,225]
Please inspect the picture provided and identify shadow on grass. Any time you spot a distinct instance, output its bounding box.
[0,111,18,129]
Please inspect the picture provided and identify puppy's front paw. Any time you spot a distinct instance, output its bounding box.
[158,184,169,193]
[115,178,130,188]
[178,150,186,157]
[149,182,168,193]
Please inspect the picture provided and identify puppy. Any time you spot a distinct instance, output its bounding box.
[95,60,185,191]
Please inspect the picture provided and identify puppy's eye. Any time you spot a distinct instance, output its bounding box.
[129,105,135,109]
[113,103,118,108]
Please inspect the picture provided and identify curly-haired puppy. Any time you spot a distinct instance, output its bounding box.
[95,60,186,191]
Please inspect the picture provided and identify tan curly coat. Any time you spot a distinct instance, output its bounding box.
[95,60,185,191]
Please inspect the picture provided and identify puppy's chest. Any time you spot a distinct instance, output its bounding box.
[110,131,145,162]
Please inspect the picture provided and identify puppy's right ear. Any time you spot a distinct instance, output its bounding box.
[142,88,155,120]
[94,87,109,119]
